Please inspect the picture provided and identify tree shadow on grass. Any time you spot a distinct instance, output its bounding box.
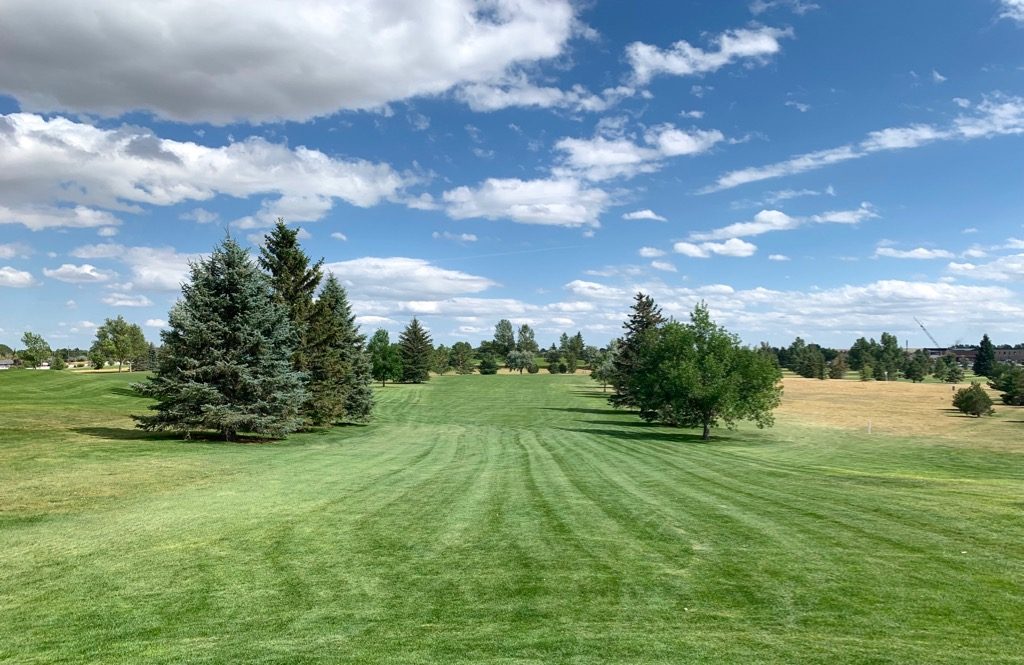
[541,406,622,416]
[109,387,142,398]
[556,426,710,445]
[72,426,281,445]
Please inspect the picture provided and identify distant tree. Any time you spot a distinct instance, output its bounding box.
[877,332,903,380]
[91,316,148,372]
[88,350,106,370]
[903,350,931,383]
[0,343,13,357]
[399,318,433,383]
[934,354,964,383]
[610,293,665,409]
[305,275,374,425]
[989,365,1024,406]
[828,352,848,380]
[133,237,306,441]
[368,329,402,387]
[590,341,619,391]
[973,334,996,377]
[493,319,516,357]
[477,354,499,375]
[527,364,539,374]
[859,364,874,381]
[793,343,826,379]
[50,356,66,370]
[432,344,452,375]
[847,337,877,371]
[953,383,994,417]
[449,341,474,374]
[515,324,539,354]
[544,345,563,373]
[258,219,323,371]
[506,349,535,374]
[630,304,782,440]
[19,332,51,369]
[560,332,585,373]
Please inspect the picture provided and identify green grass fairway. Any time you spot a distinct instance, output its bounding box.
[1,371,1022,663]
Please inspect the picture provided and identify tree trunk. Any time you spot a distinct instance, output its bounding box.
[117,361,122,373]
[224,428,236,442]
[702,422,710,440]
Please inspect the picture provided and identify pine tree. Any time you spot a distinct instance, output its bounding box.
[610,292,665,409]
[305,275,374,425]
[134,237,306,441]
[399,318,433,383]
[450,341,475,374]
[973,334,996,377]
[258,219,324,371]
[493,319,516,357]
[516,324,539,354]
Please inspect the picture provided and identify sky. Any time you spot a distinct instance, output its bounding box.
[2,0,1024,351]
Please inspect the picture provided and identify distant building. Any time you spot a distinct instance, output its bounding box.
[995,348,1024,364]
[0,359,13,371]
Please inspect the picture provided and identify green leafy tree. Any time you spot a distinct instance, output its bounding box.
[973,334,996,377]
[399,318,433,383]
[305,275,374,425]
[19,332,51,368]
[50,356,66,370]
[827,352,848,379]
[989,365,1024,405]
[544,345,563,373]
[477,354,499,375]
[877,332,903,380]
[368,329,402,387]
[432,345,452,375]
[450,341,475,374]
[134,236,307,441]
[590,340,619,391]
[610,292,665,409]
[258,219,324,371]
[516,324,539,354]
[493,319,516,357]
[859,364,874,381]
[88,349,106,370]
[91,316,148,372]
[953,383,994,417]
[629,304,782,440]
[506,349,535,374]
[0,343,13,358]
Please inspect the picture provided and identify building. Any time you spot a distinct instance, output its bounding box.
[995,348,1024,364]
[0,359,13,371]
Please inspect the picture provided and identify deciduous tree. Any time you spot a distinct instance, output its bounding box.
[368,329,402,387]
[91,316,148,372]
[19,332,51,369]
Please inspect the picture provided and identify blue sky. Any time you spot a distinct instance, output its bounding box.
[2,0,1024,350]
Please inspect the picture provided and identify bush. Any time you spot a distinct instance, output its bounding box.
[953,382,994,417]
[990,366,1024,406]
[477,355,499,375]
[526,364,539,374]
[546,363,562,374]
[50,356,66,370]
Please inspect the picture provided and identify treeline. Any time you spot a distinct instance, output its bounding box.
[1,323,159,372]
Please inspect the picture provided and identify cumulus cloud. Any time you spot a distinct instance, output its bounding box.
[103,293,153,307]
[706,94,1024,191]
[626,26,793,85]
[0,113,414,230]
[768,254,790,261]
[433,231,479,243]
[639,247,666,258]
[0,266,35,287]
[145,318,168,328]
[442,177,609,227]
[0,0,576,123]
[689,203,875,242]
[999,0,1024,23]
[180,208,220,224]
[622,209,667,222]
[749,0,819,14]
[323,257,497,299]
[875,246,955,260]
[0,243,30,260]
[674,238,757,258]
[650,260,677,272]
[948,254,1024,281]
[71,244,199,291]
[457,76,632,113]
[43,263,115,283]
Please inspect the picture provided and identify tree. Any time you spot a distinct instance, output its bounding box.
[399,318,433,383]
[544,345,563,373]
[506,349,535,374]
[934,354,964,383]
[91,316,148,372]
[432,345,452,375]
[989,365,1024,406]
[450,342,474,374]
[133,236,306,441]
[876,332,903,380]
[493,319,516,357]
[859,364,874,381]
[953,383,994,417]
[973,334,996,377]
[590,341,619,391]
[477,354,499,375]
[258,219,323,371]
[0,343,14,358]
[610,293,664,409]
[19,332,51,369]
[827,352,848,380]
[368,329,402,387]
[515,324,539,354]
[50,356,66,370]
[561,332,585,373]
[305,275,374,425]
[629,304,782,440]
[903,350,931,383]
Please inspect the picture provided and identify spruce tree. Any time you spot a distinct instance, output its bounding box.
[973,334,996,377]
[133,237,306,441]
[399,317,433,383]
[305,275,374,424]
[610,292,665,409]
[258,219,324,371]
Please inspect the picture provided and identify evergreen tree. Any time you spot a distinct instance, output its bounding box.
[399,318,433,383]
[990,365,1024,405]
[477,354,499,375]
[934,354,965,383]
[258,219,324,371]
[134,237,306,441]
[610,292,665,409]
[973,334,996,377]
[450,341,475,374]
[305,275,374,424]
[432,345,452,375]
[827,352,848,379]
[953,383,994,417]
[368,329,402,386]
[903,350,931,383]
[516,324,539,354]
[493,319,516,357]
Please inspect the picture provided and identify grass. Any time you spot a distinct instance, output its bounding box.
[1,371,1022,664]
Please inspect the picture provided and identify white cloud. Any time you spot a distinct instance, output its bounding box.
[456,75,632,113]
[768,254,790,261]
[638,247,666,258]
[0,0,576,123]
[1000,0,1024,23]
[103,293,153,307]
[749,0,819,14]
[875,247,955,260]
[0,113,414,229]
[622,209,667,222]
[432,231,479,243]
[674,238,757,258]
[97,226,119,237]
[0,266,35,288]
[690,203,875,241]
[443,177,609,227]
[949,254,1024,281]
[180,208,220,224]
[72,244,198,291]
[650,260,677,272]
[330,232,348,241]
[626,26,793,85]
[0,243,29,260]
[43,263,115,283]
[145,318,168,328]
[707,94,1024,191]
[65,299,77,309]
[784,100,810,113]
[323,257,496,299]
[679,110,704,119]
[554,124,723,181]
[932,69,947,83]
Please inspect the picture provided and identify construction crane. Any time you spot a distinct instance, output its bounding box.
[914,317,941,348]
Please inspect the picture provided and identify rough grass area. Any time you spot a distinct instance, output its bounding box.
[1,371,1022,664]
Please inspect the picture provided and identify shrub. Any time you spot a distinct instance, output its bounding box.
[477,355,499,375]
[526,364,539,374]
[953,382,994,417]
